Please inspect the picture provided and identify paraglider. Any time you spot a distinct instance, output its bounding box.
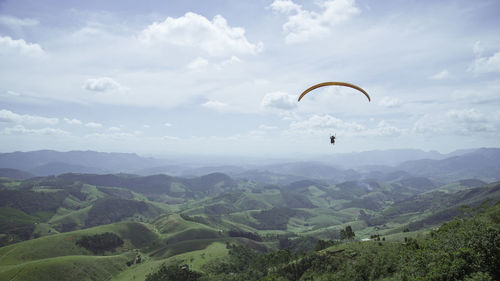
[297,82,370,146]
[297,82,371,102]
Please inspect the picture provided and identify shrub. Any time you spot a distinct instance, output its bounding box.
[76,232,124,254]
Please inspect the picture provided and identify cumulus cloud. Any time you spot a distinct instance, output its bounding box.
[4,125,68,136]
[473,41,483,56]
[187,57,209,69]
[469,51,500,74]
[446,108,496,133]
[140,12,263,57]
[377,96,402,108]
[287,115,405,138]
[162,135,180,141]
[413,114,445,135]
[259,124,278,130]
[0,109,58,125]
[85,122,102,128]
[85,132,135,139]
[289,114,364,133]
[430,70,451,80]
[202,100,230,111]
[0,15,39,28]
[447,108,484,122]
[261,92,297,110]
[218,55,242,67]
[83,77,122,92]
[372,120,404,137]
[0,36,44,57]
[270,0,302,13]
[63,118,82,125]
[6,90,21,96]
[270,0,360,43]
[414,108,499,135]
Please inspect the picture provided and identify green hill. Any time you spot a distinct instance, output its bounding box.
[1,168,500,281]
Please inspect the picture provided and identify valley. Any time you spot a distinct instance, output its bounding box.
[0,149,499,280]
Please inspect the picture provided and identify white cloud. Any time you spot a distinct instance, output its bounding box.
[203,100,230,111]
[0,109,58,125]
[372,120,404,137]
[287,115,405,138]
[414,108,499,136]
[85,122,102,128]
[4,125,68,136]
[270,0,302,13]
[289,114,364,133]
[413,114,445,135]
[473,41,483,56]
[85,132,135,139]
[164,122,172,127]
[219,55,242,67]
[259,124,278,130]
[270,0,360,44]
[446,108,496,133]
[6,90,21,96]
[0,36,44,57]
[378,96,402,108]
[162,135,180,141]
[108,126,121,131]
[261,91,297,110]
[140,12,263,57]
[469,51,500,74]
[83,77,122,92]
[63,118,82,125]
[187,57,209,70]
[0,15,39,28]
[447,108,484,123]
[430,70,451,80]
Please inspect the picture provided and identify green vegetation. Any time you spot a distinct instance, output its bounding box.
[1,171,499,281]
[252,207,297,230]
[85,197,159,227]
[76,232,124,254]
[145,263,202,281]
[147,203,500,280]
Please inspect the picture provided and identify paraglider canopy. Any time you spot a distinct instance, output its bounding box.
[297,82,370,147]
[297,82,371,102]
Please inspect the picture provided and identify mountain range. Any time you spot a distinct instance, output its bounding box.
[1,148,499,183]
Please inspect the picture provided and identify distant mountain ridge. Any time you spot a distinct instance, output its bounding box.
[397,148,500,182]
[0,150,164,176]
[0,148,499,183]
[0,168,34,179]
[319,148,460,168]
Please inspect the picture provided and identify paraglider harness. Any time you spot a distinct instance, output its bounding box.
[330,134,336,145]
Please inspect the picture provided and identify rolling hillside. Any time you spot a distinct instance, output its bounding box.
[0,151,499,281]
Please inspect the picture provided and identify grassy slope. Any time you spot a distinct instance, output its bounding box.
[0,214,233,281]
[1,175,499,280]
[0,254,131,281]
[0,222,157,265]
[111,242,229,281]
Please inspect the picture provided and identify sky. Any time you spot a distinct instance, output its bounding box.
[1,0,499,158]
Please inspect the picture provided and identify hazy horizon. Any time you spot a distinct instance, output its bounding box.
[1,0,499,157]
[0,146,495,167]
